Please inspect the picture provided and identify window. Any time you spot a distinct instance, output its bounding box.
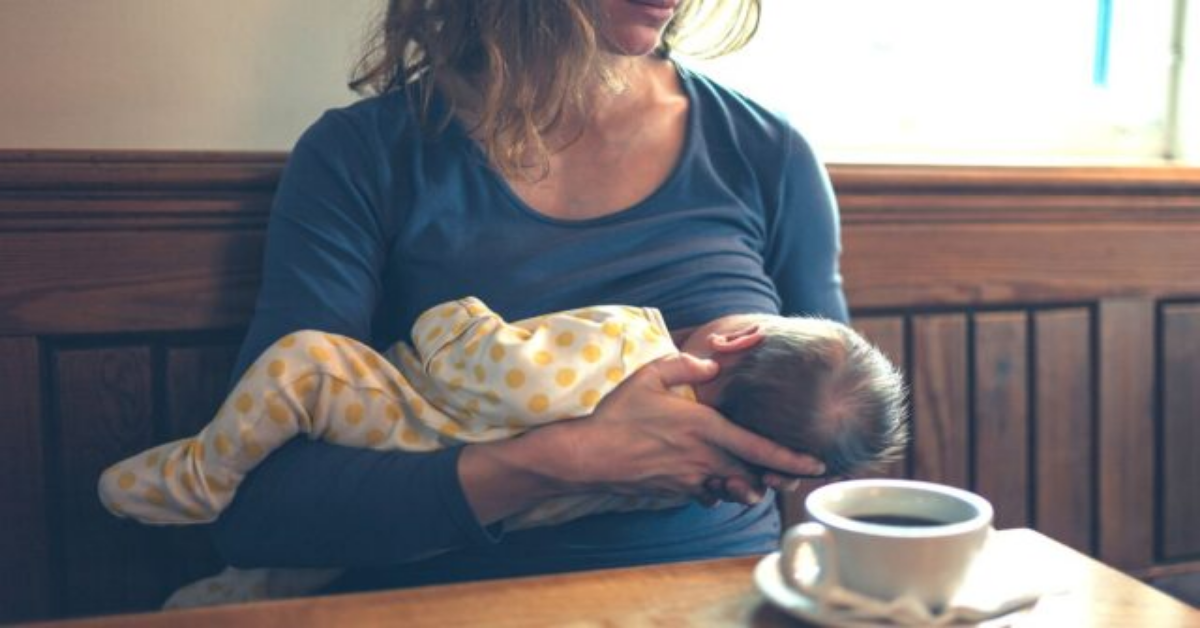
[684,0,1192,164]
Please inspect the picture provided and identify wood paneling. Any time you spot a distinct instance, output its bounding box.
[1161,304,1200,561]
[911,315,970,488]
[973,312,1030,529]
[0,231,265,336]
[1097,299,1156,571]
[55,346,165,617]
[4,154,1200,623]
[1033,308,1094,554]
[852,316,909,479]
[0,337,51,622]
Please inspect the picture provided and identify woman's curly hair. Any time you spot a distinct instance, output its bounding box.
[350,0,760,180]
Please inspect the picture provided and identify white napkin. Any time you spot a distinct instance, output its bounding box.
[800,542,1058,626]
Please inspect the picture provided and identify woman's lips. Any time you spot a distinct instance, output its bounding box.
[625,0,678,23]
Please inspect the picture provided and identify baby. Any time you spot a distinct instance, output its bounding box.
[98,296,907,605]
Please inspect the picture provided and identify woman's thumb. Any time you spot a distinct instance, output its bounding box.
[650,353,720,388]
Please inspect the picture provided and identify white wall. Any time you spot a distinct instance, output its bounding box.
[1177,0,1198,161]
[0,0,375,151]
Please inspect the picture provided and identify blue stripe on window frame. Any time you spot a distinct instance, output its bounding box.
[1094,0,1113,86]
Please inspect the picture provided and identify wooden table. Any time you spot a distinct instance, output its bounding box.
[32,529,1199,627]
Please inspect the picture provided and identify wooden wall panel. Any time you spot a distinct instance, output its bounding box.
[1033,308,1094,554]
[973,312,1030,529]
[1097,299,1156,571]
[54,346,166,617]
[0,231,264,336]
[853,316,909,479]
[911,315,970,488]
[0,338,51,622]
[1161,304,1200,560]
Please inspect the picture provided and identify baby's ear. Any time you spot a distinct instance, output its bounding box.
[708,324,764,355]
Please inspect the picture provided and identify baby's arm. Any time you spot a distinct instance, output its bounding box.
[98,330,443,525]
[409,298,680,439]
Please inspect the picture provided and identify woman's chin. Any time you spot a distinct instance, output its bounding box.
[602,31,666,57]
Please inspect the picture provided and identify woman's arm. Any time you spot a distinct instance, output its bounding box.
[213,112,510,567]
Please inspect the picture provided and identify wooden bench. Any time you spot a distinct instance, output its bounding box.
[3,152,1199,623]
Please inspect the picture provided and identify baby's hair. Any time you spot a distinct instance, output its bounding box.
[714,316,909,478]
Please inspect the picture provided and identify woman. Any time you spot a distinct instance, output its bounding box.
[212,0,845,590]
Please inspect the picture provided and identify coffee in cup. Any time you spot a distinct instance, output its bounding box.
[780,479,994,611]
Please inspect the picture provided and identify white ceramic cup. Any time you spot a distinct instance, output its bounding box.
[779,479,994,611]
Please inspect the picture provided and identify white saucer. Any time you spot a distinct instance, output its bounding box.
[753,552,1032,627]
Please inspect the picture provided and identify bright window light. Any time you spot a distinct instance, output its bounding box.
[684,0,1183,164]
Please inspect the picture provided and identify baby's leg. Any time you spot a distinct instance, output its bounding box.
[98,331,442,524]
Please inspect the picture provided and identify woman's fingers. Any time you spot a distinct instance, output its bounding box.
[701,416,826,478]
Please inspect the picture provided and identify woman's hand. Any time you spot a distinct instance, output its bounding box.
[458,352,824,525]
[542,353,825,503]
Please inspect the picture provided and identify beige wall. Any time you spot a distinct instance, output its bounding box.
[0,0,375,151]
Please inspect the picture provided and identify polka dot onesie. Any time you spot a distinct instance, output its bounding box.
[98,297,692,531]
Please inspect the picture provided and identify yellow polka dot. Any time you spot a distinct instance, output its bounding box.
[448,377,464,392]
[163,458,177,478]
[145,452,160,469]
[607,367,625,383]
[180,473,195,493]
[345,403,365,426]
[331,379,346,395]
[451,321,468,336]
[366,429,386,446]
[364,353,382,369]
[189,439,206,461]
[244,440,265,459]
[440,423,461,437]
[556,369,577,387]
[603,322,623,338]
[483,390,501,405]
[474,364,487,383]
[268,400,290,424]
[644,327,661,342]
[351,361,369,378]
[118,472,136,490]
[581,389,602,407]
[307,345,331,362]
[556,331,576,347]
[506,369,526,389]
[294,376,317,397]
[532,351,552,366]
[145,487,167,506]
[452,360,466,371]
[490,344,506,362]
[401,429,420,445]
[235,393,254,413]
[279,335,297,348]
[214,433,233,457]
[624,341,638,356]
[411,398,425,416]
[440,305,456,318]
[465,341,480,357]
[424,326,444,342]
[206,475,232,494]
[466,302,487,316]
[582,344,603,363]
[268,360,286,378]
[528,394,550,413]
[386,404,402,421]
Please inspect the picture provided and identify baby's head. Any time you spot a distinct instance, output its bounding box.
[680,314,909,478]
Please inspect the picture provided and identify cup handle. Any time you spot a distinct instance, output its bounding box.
[780,522,840,596]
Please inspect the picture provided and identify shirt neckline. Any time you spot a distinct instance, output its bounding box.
[454,61,699,229]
